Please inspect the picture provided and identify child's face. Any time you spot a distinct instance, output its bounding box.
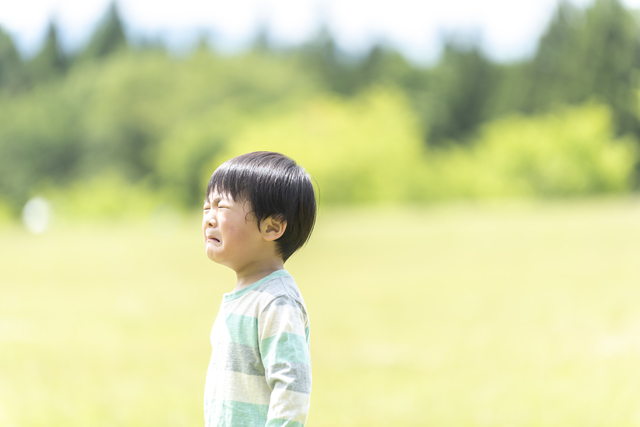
[202,190,266,272]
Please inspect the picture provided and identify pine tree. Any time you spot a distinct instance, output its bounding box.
[426,42,498,145]
[0,26,28,92]
[522,0,640,136]
[81,1,127,60]
[251,20,272,53]
[524,0,584,112]
[297,25,356,94]
[30,20,67,82]
[356,44,413,88]
[582,0,640,136]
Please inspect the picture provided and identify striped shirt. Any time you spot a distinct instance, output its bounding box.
[204,269,311,427]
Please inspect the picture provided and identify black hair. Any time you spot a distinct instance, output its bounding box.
[206,151,317,262]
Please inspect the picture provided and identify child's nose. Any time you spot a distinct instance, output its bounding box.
[204,210,217,226]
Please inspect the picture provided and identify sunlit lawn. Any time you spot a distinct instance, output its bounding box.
[2,199,640,426]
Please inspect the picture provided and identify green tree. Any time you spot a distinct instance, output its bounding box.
[250,20,272,53]
[29,21,68,82]
[0,27,28,93]
[295,25,357,95]
[0,85,83,211]
[353,44,416,89]
[214,88,427,204]
[425,42,498,145]
[582,0,640,136]
[80,2,127,60]
[520,0,640,136]
[423,103,637,199]
[522,1,584,112]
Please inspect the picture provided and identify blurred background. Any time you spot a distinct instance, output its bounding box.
[2,0,640,425]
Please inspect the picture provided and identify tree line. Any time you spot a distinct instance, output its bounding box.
[0,0,639,217]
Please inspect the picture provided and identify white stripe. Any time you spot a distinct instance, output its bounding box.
[204,369,272,406]
[267,388,311,424]
[259,303,308,340]
[210,311,231,343]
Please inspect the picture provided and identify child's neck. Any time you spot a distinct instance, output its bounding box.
[233,259,285,292]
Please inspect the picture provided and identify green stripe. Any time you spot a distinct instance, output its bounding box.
[223,269,290,302]
[261,332,310,366]
[225,314,259,347]
[205,399,268,426]
[266,418,305,427]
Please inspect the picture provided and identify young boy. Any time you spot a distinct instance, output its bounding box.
[202,151,316,427]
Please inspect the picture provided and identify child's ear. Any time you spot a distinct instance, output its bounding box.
[261,216,287,241]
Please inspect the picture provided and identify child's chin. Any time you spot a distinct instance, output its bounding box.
[206,250,228,266]
[205,249,218,262]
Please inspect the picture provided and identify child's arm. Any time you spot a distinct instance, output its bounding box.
[258,295,312,427]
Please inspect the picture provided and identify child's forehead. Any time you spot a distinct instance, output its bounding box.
[204,188,246,204]
[205,189,229,202]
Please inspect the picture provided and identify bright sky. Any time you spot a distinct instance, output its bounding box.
[1,0,639,63]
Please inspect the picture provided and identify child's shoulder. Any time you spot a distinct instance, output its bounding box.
[254,270,304,304]
[252,270,307,315]
[255,271,309,324]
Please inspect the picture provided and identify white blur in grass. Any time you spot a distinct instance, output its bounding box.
[21,197,52,234]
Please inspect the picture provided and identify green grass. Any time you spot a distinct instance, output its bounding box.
[2,199,640,426]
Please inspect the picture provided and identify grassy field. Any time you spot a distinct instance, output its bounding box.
[2,199,640,426]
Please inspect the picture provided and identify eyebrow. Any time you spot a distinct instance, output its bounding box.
[204,195,222,205]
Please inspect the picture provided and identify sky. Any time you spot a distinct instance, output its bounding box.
[1,0,640,63]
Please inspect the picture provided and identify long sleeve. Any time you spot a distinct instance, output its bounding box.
[258,295,312,427]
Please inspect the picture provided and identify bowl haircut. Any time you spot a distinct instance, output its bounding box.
[206,151,317,262]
